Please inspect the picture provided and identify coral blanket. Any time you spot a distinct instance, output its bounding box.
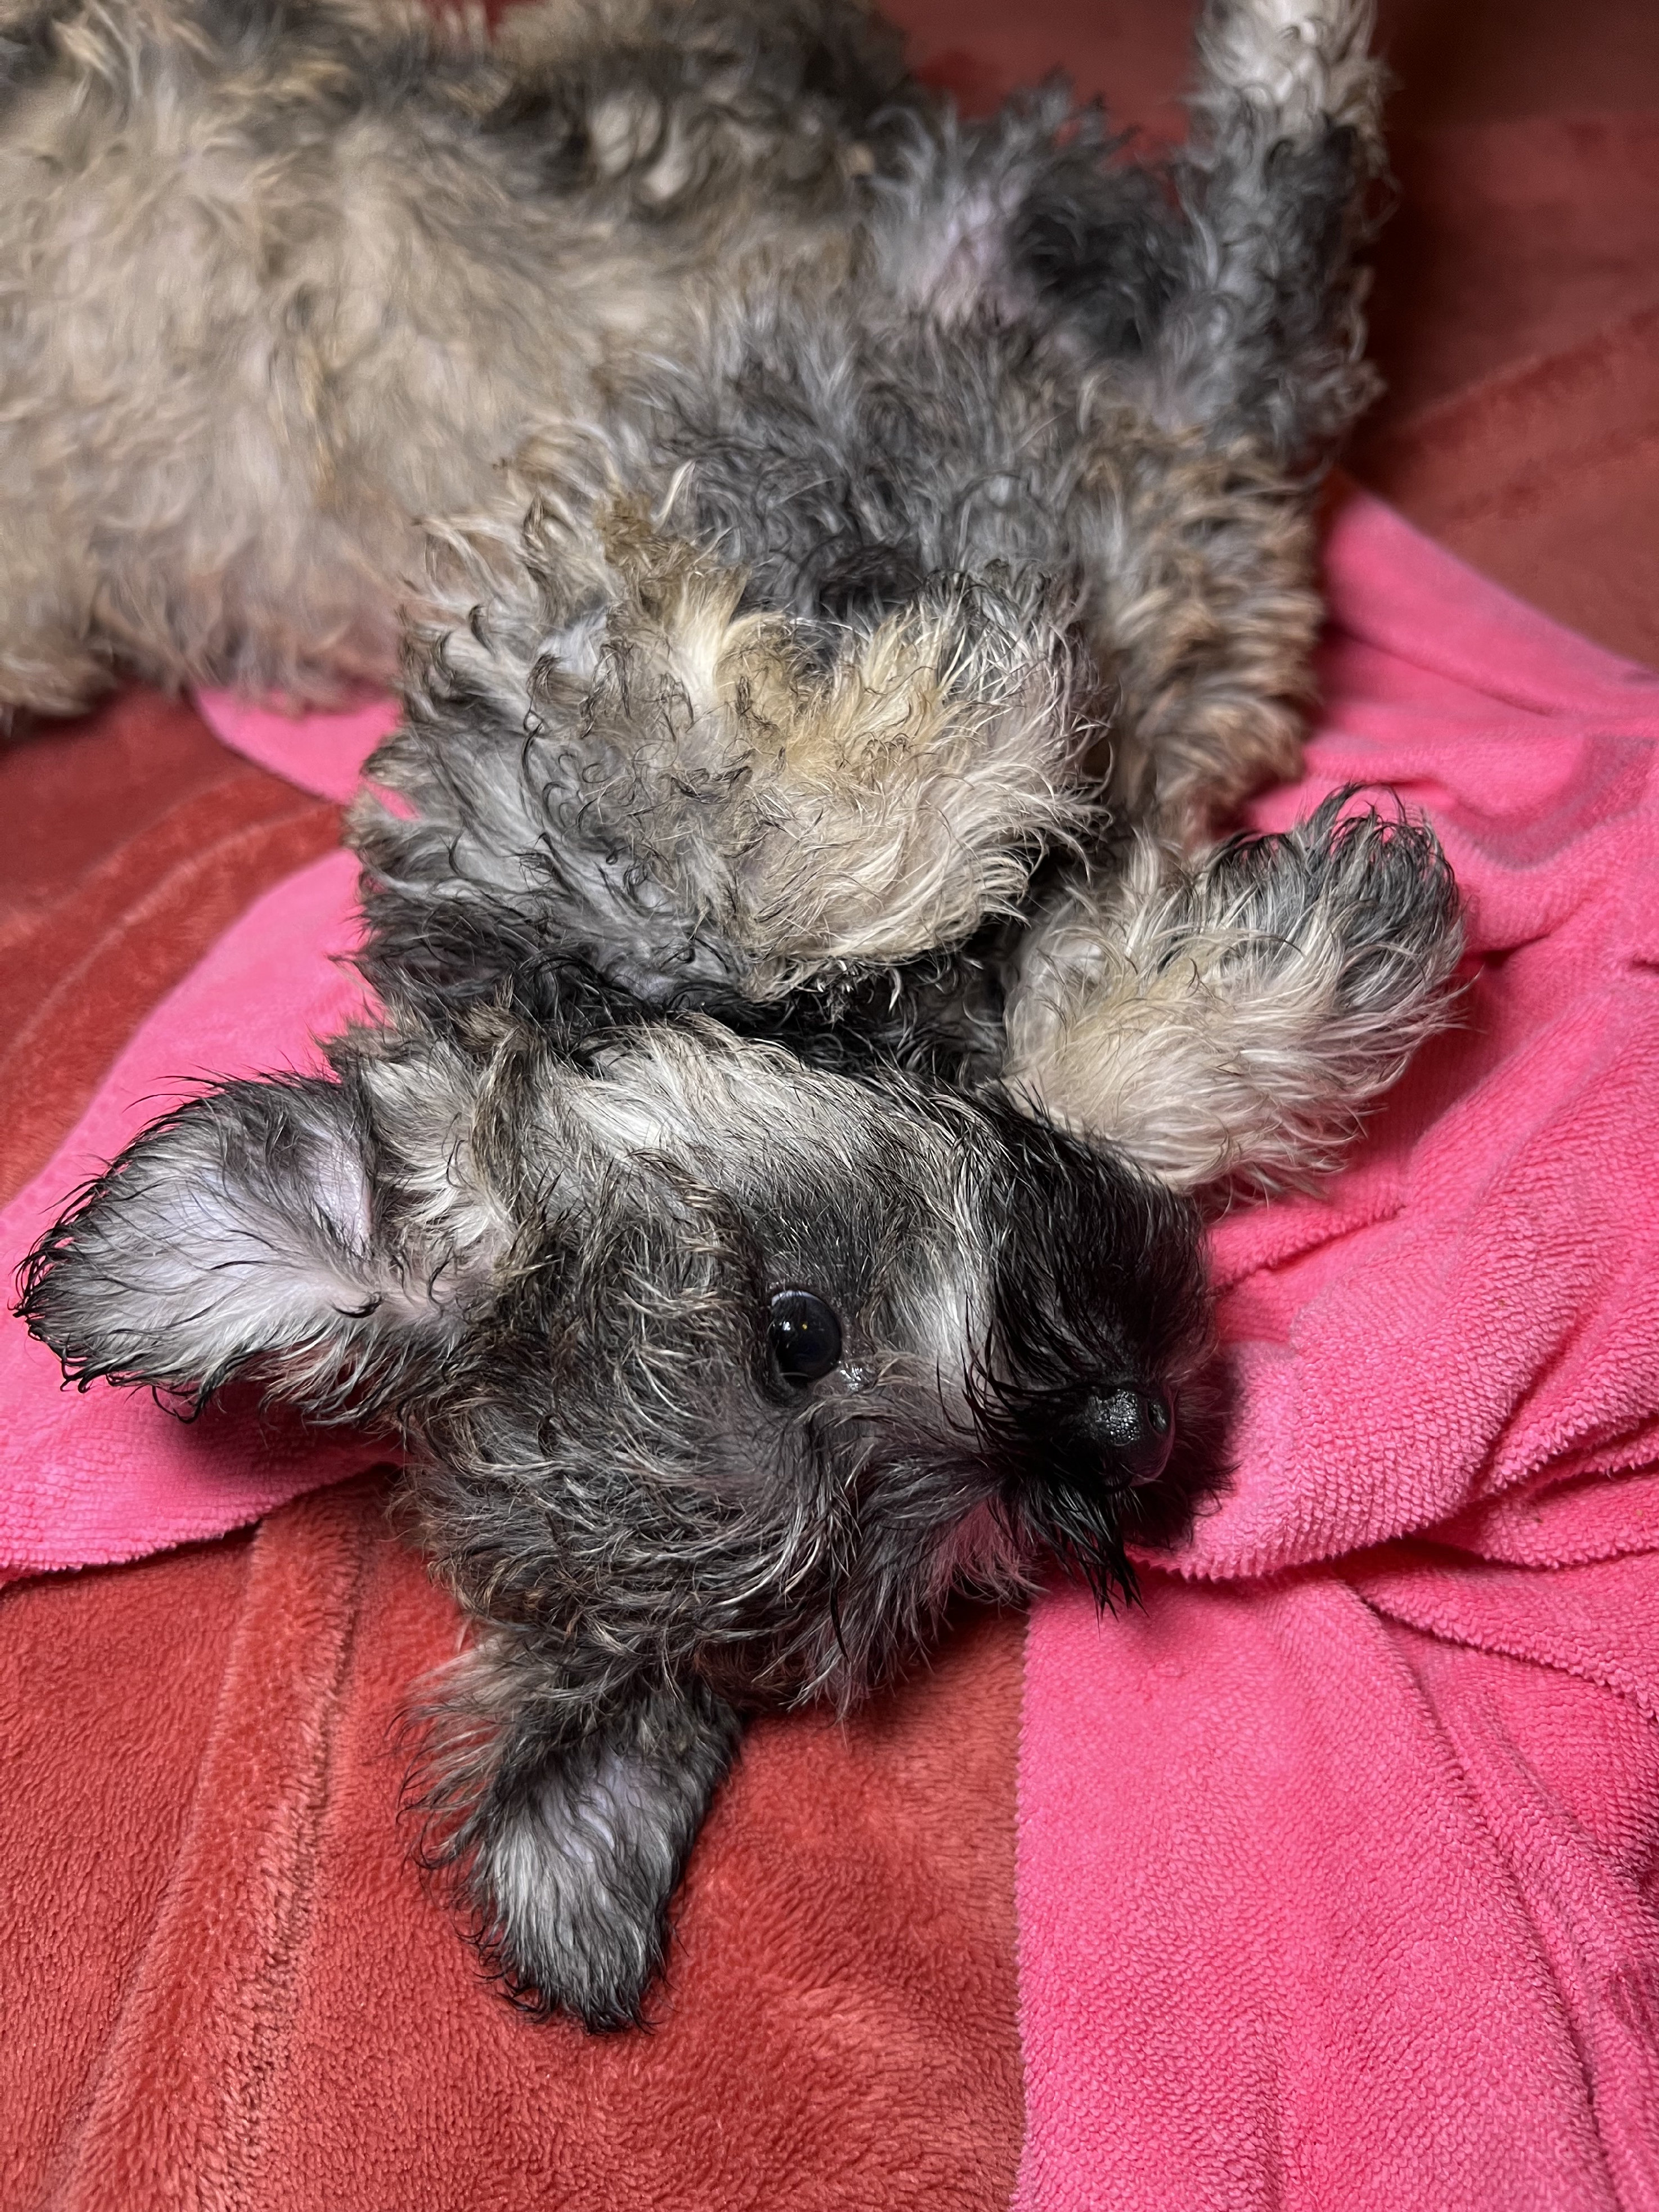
[5,491,1659,2209]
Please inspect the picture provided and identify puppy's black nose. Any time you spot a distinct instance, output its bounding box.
[1068,1386,1174,1487]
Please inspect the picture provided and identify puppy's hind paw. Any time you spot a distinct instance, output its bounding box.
[1195,0,1382,140]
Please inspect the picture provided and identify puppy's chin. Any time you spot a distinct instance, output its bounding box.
[999,1461,1144,1608]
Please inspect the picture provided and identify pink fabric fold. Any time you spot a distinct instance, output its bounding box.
[1016,492,1659,2211]
[195,688,399,803]
[0,852,374,1579]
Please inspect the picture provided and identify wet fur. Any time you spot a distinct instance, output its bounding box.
[9,0,1469,2028]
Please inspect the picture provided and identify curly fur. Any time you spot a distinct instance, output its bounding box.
[1005,792,1466,1193]
[19,1009,1218,2021]
[354,489,1085,1005]
[7,0,1466,2030]
[2,0,1382,833]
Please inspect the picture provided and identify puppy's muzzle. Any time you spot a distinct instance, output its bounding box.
[1062,1384,1174,1488]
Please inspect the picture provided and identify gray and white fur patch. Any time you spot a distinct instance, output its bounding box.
[1004,793,1464,1193]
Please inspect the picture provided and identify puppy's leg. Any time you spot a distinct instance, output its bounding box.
[1072,0,1386,833]
[1078,415,1320,836]
[1003,793,1463,1195]
[413,1631,744,2031]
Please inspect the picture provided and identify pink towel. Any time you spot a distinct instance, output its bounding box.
[0,693,390,1579]
[1017,494,1659,2211]
[194,688,399,804]
[6,495,1659,2208]
[0,853,375,1578]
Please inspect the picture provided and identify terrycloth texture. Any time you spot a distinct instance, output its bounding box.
[1016,493,1659,2211]
[3,2,1659,2204]
[1198,491,1659,1575]
[0,851,373,1580]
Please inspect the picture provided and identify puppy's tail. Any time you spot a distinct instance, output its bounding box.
[1156,0,1388,463]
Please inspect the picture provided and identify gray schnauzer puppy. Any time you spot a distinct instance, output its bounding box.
[12,0,1466,2026]
[4,0,1376,832]
[20,793,1458,2030]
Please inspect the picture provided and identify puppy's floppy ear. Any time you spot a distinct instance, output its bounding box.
[17,1059,485,1416]
[1004,793,1463,1194]
[409,1629,743,2031]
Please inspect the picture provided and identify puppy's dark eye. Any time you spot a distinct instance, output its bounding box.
[767,1288,842,1384]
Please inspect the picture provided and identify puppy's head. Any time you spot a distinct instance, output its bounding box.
[18,1013,1212,1701]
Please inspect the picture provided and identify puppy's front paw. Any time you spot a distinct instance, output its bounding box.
[1006,791,1464,1194]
